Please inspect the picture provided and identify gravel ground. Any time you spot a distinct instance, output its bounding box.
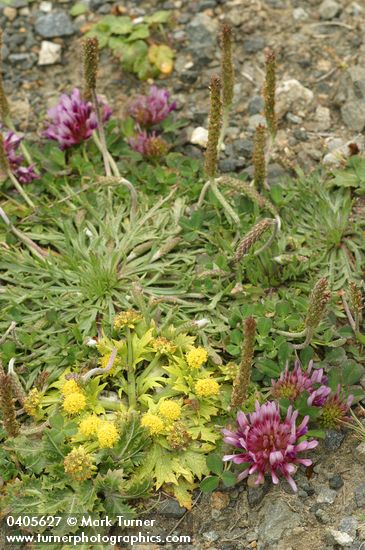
[1,0,365,549]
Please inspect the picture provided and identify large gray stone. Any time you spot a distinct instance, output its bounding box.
[35,12,75,38]
[258,500,301,545]
[341,101,365,131]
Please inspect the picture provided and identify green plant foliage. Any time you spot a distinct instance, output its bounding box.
[85,13,174,79]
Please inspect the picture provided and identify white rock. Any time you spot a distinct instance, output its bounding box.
[40,1,53,13]
[319,0,341,20]
[323,135,364,167]
[328,529,353,547]
[315,105,331,130]
[276,79,314,118]
[293,7,308,20]
[354,441,365,463]
[38,41,62,66]
[190,127,208,148]
[3,7,17,21]
[348,1,362,16]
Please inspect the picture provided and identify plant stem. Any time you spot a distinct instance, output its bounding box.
[126,328,137,409]
[197,180,211,209]
[91,89,111,177]
[8,170,35,208]
[0,206,46,261]
[274,328,307,338]
[210,179,240,225]
[217,107,230,152]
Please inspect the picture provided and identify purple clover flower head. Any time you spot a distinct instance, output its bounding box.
[223,401,318,491]
[307,385,331,407]
[128,85,176,128]
[129,129,169,159]
[271,360,328,402]
[43,88,111,150]
[1,128,38,184]
[321,385,353,428]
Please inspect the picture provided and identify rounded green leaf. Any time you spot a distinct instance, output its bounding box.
[206,454,223,475]
[200,476,220,493]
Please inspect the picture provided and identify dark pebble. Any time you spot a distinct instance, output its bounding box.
[243,36,265,53]
[158,499,186,519]
[329,474,344,490]
[247,477,271,508]
[233,139,253,158]
[293,129,309,141]
[324,430,345,451]
[8,53,37,69]
[219,159,239,172]
[354,483,365,508]
[315,508,331,524]
[97,4,112,14]
[35,13,75,39]
[248,95,264,115]
[90,0,105,8]
[197,0,218,9]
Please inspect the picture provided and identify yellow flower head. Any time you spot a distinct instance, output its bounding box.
[24,388,41,417]
[64,446,95,482]
[62,379,80,396]
[79,414,101,437]
[141,413,164,436]
[97,421,119,448]
[151,336,177,355]
[63,392,86,415]
[195,378,220,397]
[186,347,208,369]
[159,400,181,421]
[114,310,142,330]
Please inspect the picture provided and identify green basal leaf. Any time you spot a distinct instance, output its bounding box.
[206,453,223,475]
[200,475,219,493]
[342,360,364,385]
[221,471,237,487]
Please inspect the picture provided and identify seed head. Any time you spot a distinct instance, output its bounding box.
[231,316,256,408]
[83,37,99,101]
[204,75,222,178]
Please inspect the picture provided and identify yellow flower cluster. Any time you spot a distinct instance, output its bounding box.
[24,388,41,417]
[63,392,86,415]
[151,336,177,355]
[64,446,95,482]
[114,310,142,330]
[141,413,164,435]
[195,378,220,397]
[79,415,101,437]
[62,379,80,396]
[159,400,181,421]
[186,347,208,369]
[97,421,119,448]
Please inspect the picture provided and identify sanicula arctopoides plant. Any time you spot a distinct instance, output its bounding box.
[231,316,257,408]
